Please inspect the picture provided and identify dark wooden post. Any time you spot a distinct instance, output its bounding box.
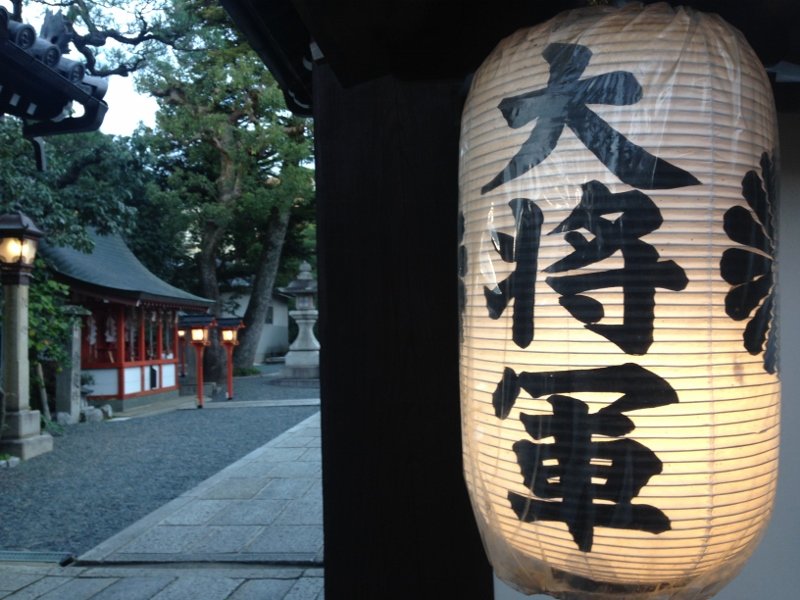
[157,311,164,360]
[116,305,126,397]
[195,343,206,409]
[138,307,146,362]
[314,65,492,599]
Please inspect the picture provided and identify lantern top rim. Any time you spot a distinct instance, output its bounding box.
[216,317,245,330]
[280,261,318,296]
[0,211,44,241]
[178,314,216,330]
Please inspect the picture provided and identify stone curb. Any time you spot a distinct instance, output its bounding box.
[188,399,320,410]
[0,456,21,469]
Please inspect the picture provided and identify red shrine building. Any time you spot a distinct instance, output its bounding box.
[41,231,213,410]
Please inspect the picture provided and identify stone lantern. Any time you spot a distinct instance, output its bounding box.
[0,212,53,459]
[280,261,319,379]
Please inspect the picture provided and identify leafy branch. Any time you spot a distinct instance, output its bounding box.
[18,0,196,77]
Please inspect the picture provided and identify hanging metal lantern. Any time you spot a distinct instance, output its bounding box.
[458,4,779,599]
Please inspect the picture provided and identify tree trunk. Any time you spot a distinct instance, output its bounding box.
[0,389,5,443]
[200,127,243,385]
[198,220,226,383]
[233,204,292,369]
[34,362,51,422]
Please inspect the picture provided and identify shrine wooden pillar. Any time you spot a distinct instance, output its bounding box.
[313,64,492,599]
[116,305,126,397]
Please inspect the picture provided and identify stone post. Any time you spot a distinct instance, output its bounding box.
[0,281,53,459]
[54,309,85,425]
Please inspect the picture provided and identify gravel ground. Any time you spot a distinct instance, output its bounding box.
[0,371,319,556]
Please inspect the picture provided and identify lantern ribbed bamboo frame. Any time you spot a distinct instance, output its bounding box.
[459,4,779,599]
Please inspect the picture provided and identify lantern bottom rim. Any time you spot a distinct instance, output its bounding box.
[495,560,738,600]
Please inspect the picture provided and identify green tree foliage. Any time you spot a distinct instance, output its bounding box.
[5,0,314,383]
[118,130,195,287]
[26,267,73,362]
[0,118,138,245]
[133,0,314,376]
[14,0,189,76]
[2,0,180,427]
[0,117,142,371]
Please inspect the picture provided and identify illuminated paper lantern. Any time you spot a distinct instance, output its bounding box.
[458,4,779,599]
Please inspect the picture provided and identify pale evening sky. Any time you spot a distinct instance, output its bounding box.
[100,75,158,136]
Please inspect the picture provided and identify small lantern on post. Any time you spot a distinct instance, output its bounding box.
[178,314,215,409]
[0,211,52,460]
[217,317,244,401]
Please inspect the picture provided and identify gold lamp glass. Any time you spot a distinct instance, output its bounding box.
[190,326,208,344]
[0,211,44,284]
[0,237,36,265]
[216,318,243,345]
[458,4,779,599]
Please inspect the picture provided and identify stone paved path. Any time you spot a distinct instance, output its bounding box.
[0,412,324,600]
